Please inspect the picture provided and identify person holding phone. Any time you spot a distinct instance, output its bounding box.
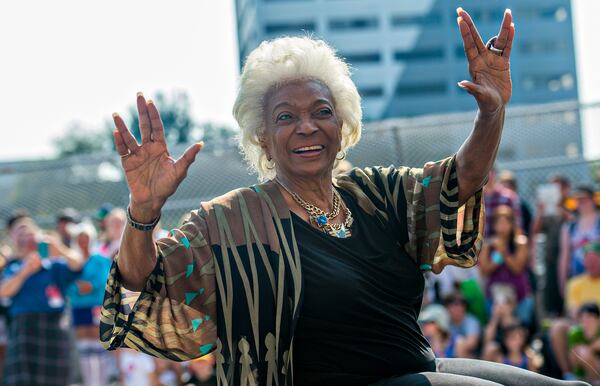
[0,217,83,386]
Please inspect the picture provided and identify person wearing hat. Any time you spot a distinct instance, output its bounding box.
[56,207,81,247]
[531,174,573,317]
[419,304,458,358]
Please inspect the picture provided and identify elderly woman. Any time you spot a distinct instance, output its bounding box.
[101,8,588,386]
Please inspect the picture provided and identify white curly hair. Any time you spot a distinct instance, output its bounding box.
[233,36,363,181]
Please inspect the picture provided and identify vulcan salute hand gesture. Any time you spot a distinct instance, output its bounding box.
[112,93,203,222]
[457,8,514,113]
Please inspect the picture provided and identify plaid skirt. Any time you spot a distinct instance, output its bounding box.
[4,312,74,386]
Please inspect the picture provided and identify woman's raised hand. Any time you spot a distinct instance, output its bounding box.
[456,8,514,114]
[113,93,203,222]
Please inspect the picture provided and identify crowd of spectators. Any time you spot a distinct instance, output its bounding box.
[0,205,216,386]
[425,170,600,385]
[0,168,598,385]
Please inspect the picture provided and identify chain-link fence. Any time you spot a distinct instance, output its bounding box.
[1,100,599,231]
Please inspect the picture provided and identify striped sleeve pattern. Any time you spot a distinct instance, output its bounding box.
[99,207,218,361]
[339,154,484,273]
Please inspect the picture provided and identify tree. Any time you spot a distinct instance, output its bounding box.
[53,90,237,157]
[128,90,195,145]
[53,122,110,158]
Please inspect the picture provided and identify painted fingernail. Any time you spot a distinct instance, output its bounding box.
[506,8,512,14]
[457,81,468,88]
[112,113,119,118]
[456,7,463,14]
[147,99,154,105]
[137,92,144,97]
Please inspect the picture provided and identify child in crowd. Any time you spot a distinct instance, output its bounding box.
[568,303,600,383]
[483,286,520,361]
[500,322,538,372]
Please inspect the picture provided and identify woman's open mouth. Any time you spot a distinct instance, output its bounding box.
[292,145,324,157]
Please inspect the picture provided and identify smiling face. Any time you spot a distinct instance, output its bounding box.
[10,220,38,255]
[261,79,342,182]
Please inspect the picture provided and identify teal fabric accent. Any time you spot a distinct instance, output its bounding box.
[419,264,432,271]
[186,263,194,278]
[185,292,199,305]
[192,318,203,332]
[199,343,214,355]
[422,176,432,187]
[181,236,191,249]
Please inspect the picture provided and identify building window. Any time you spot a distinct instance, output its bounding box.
[520,40,568,54]
[394,48,444,62]
[329,17,379,31]
[395,82,447,96]
[342,52,382,64]
[519,6,568,22]
[391,12,442,26]
[468,8,503,23]
[358,87,384,98]
[265,22,316,34]
[522,73,575,92]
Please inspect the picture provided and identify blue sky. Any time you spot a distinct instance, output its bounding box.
[1,0,598,161]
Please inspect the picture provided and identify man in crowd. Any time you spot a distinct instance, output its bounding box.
[444,293,481,358]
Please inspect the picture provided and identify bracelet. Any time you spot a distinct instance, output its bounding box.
[126,206,161,232]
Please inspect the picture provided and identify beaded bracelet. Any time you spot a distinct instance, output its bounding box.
[126,206,161,232]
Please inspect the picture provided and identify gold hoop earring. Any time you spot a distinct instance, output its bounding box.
[336,150,346,161]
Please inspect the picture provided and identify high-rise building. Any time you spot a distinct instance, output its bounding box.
[235,0,578,121]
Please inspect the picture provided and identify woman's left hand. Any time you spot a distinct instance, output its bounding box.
[457,8,514,114]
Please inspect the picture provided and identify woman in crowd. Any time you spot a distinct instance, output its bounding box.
[479,205,534,326]
[559,186,600,295]
[100,8,588,386]
[0,218,83,386]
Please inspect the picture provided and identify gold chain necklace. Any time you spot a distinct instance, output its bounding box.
[275,178,354,238]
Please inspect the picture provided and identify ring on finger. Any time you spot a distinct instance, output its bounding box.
[120,151,132,158]
[486,36,504,56]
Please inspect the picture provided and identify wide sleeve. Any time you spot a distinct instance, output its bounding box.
[402,155,484,273]
[340,154,484,274]
[99,207,217,362]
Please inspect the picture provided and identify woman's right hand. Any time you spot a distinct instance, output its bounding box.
[113,93,203,222]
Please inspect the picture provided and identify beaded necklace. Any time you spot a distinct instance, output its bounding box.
[275,178,354,238]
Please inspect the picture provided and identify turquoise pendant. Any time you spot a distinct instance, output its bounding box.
[336,227,347,238]
[316,214,328,226]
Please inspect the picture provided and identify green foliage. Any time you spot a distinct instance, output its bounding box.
[53,123,109,158]
[128,91,195,145]
[53,90,238,157]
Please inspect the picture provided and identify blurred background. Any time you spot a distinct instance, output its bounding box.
[1,0,600,385]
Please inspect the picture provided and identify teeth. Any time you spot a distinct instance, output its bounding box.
[295,145,323,153]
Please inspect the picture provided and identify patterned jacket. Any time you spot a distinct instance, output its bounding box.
[100,155,484,386]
